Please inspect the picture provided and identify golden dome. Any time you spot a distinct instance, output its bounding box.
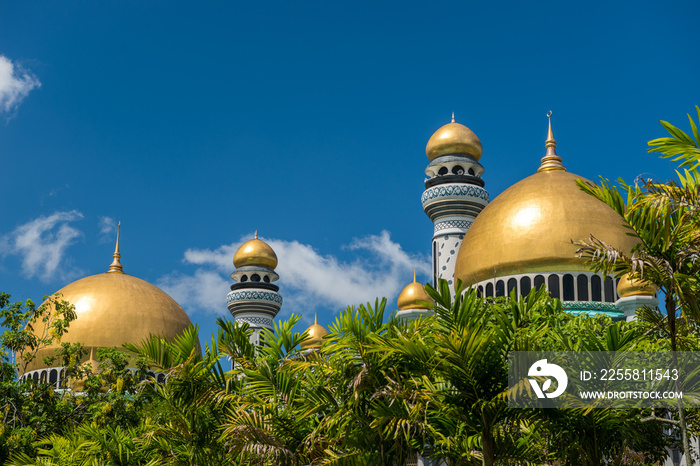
[426,114,483,162]
[397,271,434,310]
[454,165,638,286]
[23,271,195,374]
[233,232,278,270]
[300,314,329,350]
[617,273,657,298]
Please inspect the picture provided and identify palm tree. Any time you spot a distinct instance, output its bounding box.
[574,107,700,462]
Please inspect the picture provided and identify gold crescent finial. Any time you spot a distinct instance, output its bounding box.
[538,111,565,172]
[451,111,455,123]
[108,221,124,273]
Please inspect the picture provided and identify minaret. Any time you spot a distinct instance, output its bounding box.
[227,232,282,346]
[422,114,489,290]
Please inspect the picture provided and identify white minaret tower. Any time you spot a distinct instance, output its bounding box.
[422,114,489,290]
[227,232,282,346]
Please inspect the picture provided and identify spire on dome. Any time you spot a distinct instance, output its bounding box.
[451,111,455,123]
[108,221,124,273]
[538,111,566,172]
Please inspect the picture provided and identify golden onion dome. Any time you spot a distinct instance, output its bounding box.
[397,271,434,311]
[300,314,329,350]
[617,273,657,298]
[426,113,483,162]
[233,232,278,270]
[454,114,638,285]
[22,244,195,374]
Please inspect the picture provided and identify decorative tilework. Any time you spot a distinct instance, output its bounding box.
[226,290,283,305]
[421,184,489,205]
[235,316,274,327]
[434,220,473,232]
[561,301,619,312]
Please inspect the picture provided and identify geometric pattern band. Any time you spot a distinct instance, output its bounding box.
[421,184,489,207]
[234,316,274,327]
[434,219,473,232]
[226,290,283,306]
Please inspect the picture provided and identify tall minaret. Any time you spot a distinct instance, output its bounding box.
[227,232,282,346]
[422,114,489,290]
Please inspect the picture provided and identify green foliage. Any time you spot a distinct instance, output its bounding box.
[648,105,700,170]
[0,284,680,465]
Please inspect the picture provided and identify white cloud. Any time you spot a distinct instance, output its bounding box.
[98,216,116,243]
[0,56,41,114]
[0,211,84,282]
[157,269,231,316]
[157,231,431,318]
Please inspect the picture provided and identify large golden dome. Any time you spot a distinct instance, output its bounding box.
[454,125,638,285]
[24,271,194,373]
[426,114,482,161]
[233,232,278,269]
[21,229,195,375]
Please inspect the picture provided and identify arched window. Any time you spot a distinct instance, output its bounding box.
[251,274,261,282]
[534,275,545,291]
[486,283,494,298]
[477,286,483,298]
[591,275,602,301]
[49,369,57,385]
[563,274,575,301]
[547,275,560,299]
[263,276,270,283]
[604,276,615,303]
[495,280,505,297]
[33,372,39,381]
[157,373,165,384]
[240,275,248,282]
[507,278,517,296]
[40,371,47,383]
[520,276,532,297]
[577,275,589,301]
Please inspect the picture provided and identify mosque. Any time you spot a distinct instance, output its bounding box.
[18,113,659,386]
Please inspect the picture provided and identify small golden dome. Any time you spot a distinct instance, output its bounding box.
[454,170,639,285]
[300,314,329,350]
[21,271,195,374]
[397,271,434,310]
[426,114,483,161]
[617,273,657,298]
[233,232,278,270]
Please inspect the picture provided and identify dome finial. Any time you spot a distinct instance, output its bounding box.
[538,111,566,172]
[413,269,417,283]
[108,221,124,273]
[451,111,455,123]
[314,313,318,325]
[254,230,258,239]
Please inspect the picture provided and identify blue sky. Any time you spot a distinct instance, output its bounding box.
[1,1,698,341]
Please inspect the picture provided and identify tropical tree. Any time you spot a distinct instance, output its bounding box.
[574,106,700,462]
